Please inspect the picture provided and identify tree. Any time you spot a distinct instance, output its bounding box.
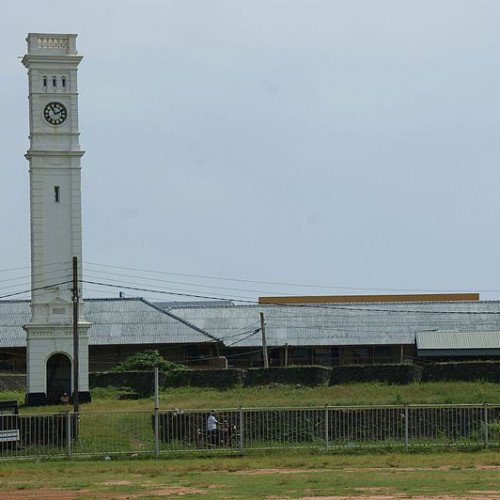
[112,349,186,373]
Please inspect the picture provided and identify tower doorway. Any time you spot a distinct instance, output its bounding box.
[46,353,71,404]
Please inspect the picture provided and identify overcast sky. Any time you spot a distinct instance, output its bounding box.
[1,1,500,303]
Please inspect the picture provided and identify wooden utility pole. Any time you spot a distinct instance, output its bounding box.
[72,256,79,413]
[260,312,269,368]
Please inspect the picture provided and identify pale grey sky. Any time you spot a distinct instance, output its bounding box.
[1,1,500,302]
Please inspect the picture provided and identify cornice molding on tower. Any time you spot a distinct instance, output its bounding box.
[25,150,85,161]
[22,55,83,67]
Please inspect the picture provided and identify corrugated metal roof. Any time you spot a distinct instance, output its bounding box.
[0,298,215,347]
[0,301,31,347]
[3,298,500,349]
[416,330,500,350]
[167,300,500,347]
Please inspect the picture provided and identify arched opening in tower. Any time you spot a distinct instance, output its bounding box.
[46,353,71,404]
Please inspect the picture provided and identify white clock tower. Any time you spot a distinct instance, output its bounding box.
[21,33,91,406]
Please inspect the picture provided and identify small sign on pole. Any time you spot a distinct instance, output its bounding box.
[260,312,269,368]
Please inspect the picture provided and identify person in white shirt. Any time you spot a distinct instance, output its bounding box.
[207,411,219,444]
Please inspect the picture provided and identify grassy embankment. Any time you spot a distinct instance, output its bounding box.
[1,380,499,413]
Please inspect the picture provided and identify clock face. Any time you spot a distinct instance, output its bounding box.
[43,102,67,126]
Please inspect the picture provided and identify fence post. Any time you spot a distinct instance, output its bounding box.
[66,411,72,458]
[404,405,409,452]
[484,403,489,449]
[154,367,160,458]
[239,407,244,452]
[325,405,329,451]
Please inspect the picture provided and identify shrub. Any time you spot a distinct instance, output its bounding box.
[245,366,331,387]
[112,350,185,373]
[330,364,423,385]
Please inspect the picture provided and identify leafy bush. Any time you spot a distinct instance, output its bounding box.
[112,350,185,373]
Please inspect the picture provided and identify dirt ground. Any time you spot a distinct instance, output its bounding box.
[3,488,500,499]
[2,465,499,498]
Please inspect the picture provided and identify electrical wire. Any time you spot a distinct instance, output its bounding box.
[226,328,261,347]
[78,279,500,315]
[0,280,73,300]
[83,267,295,297]
[81,280,258,303]
[85,260,493,293]
[82,273,258,300]
[4,272,500,317]
[0,261,71,274]
[0,267,72,293]
[216,322,261,341]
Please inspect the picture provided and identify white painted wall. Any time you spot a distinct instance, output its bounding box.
[22,33,90,398]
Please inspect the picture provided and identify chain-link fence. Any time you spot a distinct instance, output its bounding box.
[0,404,499,459]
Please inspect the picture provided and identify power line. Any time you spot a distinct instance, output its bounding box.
[0,261,71,274]
[83,267,292,297]
[85,261,489,294]
[0,280,73,300]
[217,323,261,341]
[226,328,261,347]
[6,274,500,317]
[83,273,259,300]
[77,279,500,315]
[81,280,258,303]
[0,268,72,294]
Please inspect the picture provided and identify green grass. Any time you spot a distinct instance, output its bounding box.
[1,383,499,496]
[0,382,500,499]
[0,451,498,498]
[7,380,500,414]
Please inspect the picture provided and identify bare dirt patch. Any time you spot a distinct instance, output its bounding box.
[343,465,500,472]
[101,480,132,486]
[301,497,494,500]
[468,491,500,496]
[0,489,86,499]
[0,486,208,499]
[134,486,205,496]
[234,464,500,476]
[236,468,325,475]
[354,487,397,493]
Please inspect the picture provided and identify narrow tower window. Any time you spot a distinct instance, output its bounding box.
[61,76,66,88]
[52,76,57,87]
[43,76,47,88]
[54,186,60,203]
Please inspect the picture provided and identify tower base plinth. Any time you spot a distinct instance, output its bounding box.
[25,391,92,406]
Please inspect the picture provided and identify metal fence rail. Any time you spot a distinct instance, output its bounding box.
[0,404,499,459]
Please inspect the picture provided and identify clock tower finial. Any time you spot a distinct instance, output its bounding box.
[22,33,91,406]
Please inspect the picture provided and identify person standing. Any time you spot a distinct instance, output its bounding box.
[207,411,219,444]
